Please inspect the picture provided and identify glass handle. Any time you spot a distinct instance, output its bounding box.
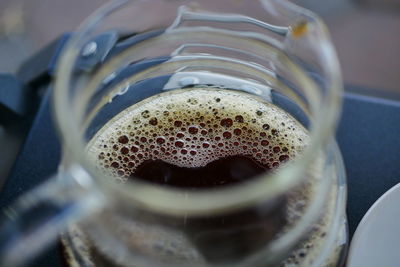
[0,170,104,267]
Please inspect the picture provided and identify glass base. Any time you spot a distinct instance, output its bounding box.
[60,219,348,267]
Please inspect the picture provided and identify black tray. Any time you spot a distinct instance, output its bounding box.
[1,35,400,266]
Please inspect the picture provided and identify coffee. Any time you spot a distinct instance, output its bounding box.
[90,88,305,186]
[81,88,338,266]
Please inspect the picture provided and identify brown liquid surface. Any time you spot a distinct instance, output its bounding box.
[132,155,268,188]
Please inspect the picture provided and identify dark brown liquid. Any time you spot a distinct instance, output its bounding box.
[127,151,286,263]
[132,155,269,188]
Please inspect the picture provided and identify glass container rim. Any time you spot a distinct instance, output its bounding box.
[53,0,343,216]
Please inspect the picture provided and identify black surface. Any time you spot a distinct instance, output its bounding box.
[1,32,400,266]
[0,88,62,266]
[0,74,27,123]
[336,92,400,236]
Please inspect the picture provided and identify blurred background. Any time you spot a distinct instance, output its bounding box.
[0,0,399,183]
[1,0,399,92]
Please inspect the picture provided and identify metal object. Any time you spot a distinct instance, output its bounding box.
[81,42,97,57]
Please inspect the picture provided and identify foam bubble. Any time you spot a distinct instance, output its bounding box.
[88,89,308,179]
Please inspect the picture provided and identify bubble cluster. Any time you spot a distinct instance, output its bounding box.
[282,180,338,266]
[87,89,308,182]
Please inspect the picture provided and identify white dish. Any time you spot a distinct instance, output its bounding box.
[347,183,400,267]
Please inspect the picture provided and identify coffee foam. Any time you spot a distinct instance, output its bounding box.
[88,88,308,182]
